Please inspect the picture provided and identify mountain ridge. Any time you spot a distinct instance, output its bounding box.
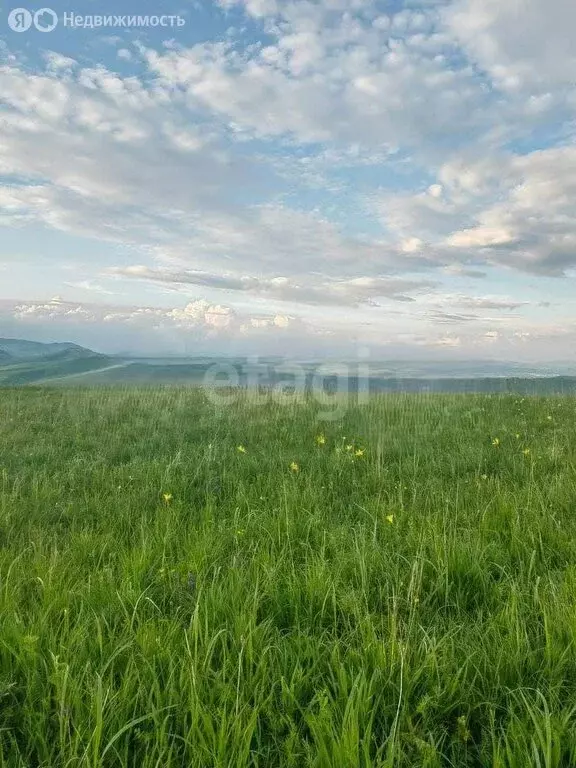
[0,337,575,391]
[0,337,103,362]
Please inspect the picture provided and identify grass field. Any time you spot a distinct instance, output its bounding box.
[1,388,576,766]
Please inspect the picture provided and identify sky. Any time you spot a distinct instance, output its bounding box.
[1,0,576,361]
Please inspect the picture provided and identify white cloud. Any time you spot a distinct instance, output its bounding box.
[109,265,435,306]
[442,146,576,274]
[11,296,298,337]
[144,24,492,154]
[446,0,576,90]
[373,143,576,276]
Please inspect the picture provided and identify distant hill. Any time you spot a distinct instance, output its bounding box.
[0,338,102,363]
[0,338,118,386]
[1,339,576,392]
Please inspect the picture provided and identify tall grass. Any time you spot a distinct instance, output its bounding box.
[1,387,576,766]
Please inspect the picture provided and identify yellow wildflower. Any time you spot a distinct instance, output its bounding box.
[492,437,500,447]
[346,444,354,452]
[355,448,365,457]
[315,435,326,446]
[237,445,246,454]
[522,448,531,456]
[386,514,394,524]
[162,493,173,504]
[290,461,300,473]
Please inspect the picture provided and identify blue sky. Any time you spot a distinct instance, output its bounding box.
[1,0,576,360]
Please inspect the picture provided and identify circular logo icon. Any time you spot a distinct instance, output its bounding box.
[34,7,57,31]
[8,7,33,31]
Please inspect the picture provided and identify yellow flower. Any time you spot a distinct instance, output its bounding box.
[547,415,553,421]
[345,444,354,452]
[523,448,531,456]
[386,514,394,524]
[354,448,365,457]
[289,461,300,473]
[162,493,173,504]
[315,434,326,446]
[515,433,521,439]
[492,437,500,447]
[237,445,246,454]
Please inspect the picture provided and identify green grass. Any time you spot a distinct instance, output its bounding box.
[0,357,115,387]
[1,387,576,766]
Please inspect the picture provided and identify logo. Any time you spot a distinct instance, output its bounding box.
[8,7,32,31]
[34,7,57,31]
[7,6,58,31]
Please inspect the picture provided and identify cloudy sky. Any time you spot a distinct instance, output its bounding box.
[1,0,575,361]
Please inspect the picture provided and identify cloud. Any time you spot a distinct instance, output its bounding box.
[110,265,435,306]
[63,280,116,295]
[0,61,271,239]
[442,146,576,274]
[446,0,576,91]
[0,58,434,283]
[144,8,494,155]
[373,144,576,277]
[4,290,575,363]
[450,296,528,311]
[11,296,300,337]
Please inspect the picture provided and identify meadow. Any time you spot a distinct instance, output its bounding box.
[1,387,576,766]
